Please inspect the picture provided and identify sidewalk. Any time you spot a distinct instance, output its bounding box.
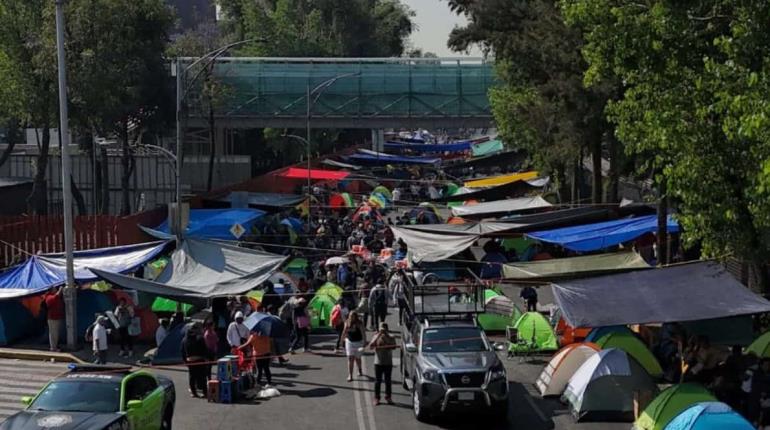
[0,342,156,365]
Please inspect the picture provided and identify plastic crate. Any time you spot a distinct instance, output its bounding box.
[206,380,219,403]
[219,380,233,403]
[217,359,232,381]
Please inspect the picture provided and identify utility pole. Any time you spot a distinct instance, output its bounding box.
[54,0,77,350]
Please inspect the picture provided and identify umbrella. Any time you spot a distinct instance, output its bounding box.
[372,185,392,200]
[243,312,292,355]
[368,194,387,208]
[325,256,349,266]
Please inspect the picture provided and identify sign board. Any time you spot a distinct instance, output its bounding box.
[230,223,246,239]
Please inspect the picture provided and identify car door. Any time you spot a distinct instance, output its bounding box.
[123,374,163,430]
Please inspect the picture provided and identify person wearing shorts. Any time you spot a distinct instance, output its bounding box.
[342,311,366,382]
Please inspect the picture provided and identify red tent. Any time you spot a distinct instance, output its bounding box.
[280,168,350,181]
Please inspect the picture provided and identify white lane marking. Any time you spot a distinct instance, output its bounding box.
[352,362,367,430]
[361,356,378,430]
[524,393,548,422]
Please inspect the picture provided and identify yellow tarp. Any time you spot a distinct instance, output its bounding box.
[464,171,539,188]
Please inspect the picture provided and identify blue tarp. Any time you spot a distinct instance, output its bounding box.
[346,153,440,165]
[152,322,192,365]
[526,215,680,252]
[147,209,265,240]
[0,241,168,299]
[384,141,472,153]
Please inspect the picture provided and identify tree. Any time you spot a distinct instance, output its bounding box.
[446,0,619,203]
[562,1,770,288]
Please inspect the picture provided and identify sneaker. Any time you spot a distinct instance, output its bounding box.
[373,398,381,406]
[347,376,353,382]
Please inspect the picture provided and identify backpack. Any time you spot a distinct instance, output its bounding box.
[330,306,343,327]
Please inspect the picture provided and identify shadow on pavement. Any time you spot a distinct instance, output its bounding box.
[279,387,337,398]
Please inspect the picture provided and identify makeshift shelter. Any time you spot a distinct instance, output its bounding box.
[76,290,115,339]
[471,139,504,157]
[329,192,355,208]
[552,262,770,328]
[503,252,651,281]
[145,209,265,240]
[563,348,659,421]
[593,330,663,378]
[527,215,680,252]
[451,196,552,219]
[284,258,308,279]
[555,318,592,346]
[391,222,520,263]
[663,402,753,430]
[279,167,350,181]
[92,239,287,302]
[464,171,539,188]
[509,312,559,353]
[0,300,37,345]
[309,294,335,328]
[152,322,192,365]
[634,384,717,430]
[0,241,168,299]
[536,342,600,397]
[216,192,306,210]
[478,291,517,332]
[316,282,343,301]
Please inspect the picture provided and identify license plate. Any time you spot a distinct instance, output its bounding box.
[457,392,474,401]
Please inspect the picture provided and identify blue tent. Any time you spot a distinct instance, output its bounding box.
[0,300,37,345]
[152,322,192,365]
[665,402,752,430]
[384,141,472,153]
[147,209,265,240]
[527,215,680,252]
[346,153,440,166]
[585,326,632,343]
[76,290,116,339]
[0,241,168,299]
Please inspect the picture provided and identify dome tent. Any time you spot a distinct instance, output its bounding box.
[478,291,519,332]
[563,348,658,421]
[663,402,752,430]
[508,312,559,353]
[309,294,336,329]
[634,384,717,430]
[536,342,600,397]
[746,331,770,357]
[593,329,663,378]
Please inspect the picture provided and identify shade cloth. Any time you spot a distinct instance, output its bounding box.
[0,241,168,299]
[347,152,440,165]
[451,196,552,218]
[384,141,472,153]
[146,209,265,240]
[280,167,350,180]
[465,171,539,188]
[321,159,362,170]
[220,192,306,209]
[92,239,287,300]
[552,262,770,327]
[502,252,651,281]
[527,215,679,252]
[471,139,504,157]
[391,222,519,263]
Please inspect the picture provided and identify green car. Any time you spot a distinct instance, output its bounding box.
[0,364,176,430]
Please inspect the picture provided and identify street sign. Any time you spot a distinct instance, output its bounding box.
[230,223,246,239]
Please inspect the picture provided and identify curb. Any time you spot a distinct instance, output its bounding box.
[0,348,86,364]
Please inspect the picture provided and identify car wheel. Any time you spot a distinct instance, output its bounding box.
[412,383,430,422]
[161,406,174,430]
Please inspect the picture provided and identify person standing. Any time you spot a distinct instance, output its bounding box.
[92,316,109,364]
[520,286,538,312]
[181,323,208,398]
[155,319,169,347]
[290,296,311,353]
[369,322,397,405]
[239,329,273,387]
[342,311,366,382]
[114,298,135,357]
[392,272,408,326]
[226,311,249,354]
[44,287,65,352]
[331,299,348,354]
[368,283,389,329]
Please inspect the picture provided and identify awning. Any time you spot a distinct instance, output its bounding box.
[471,139,504,157]
[502,252,651,281]
[0,241,169,299]
[527,214,679,252]
[346,152,440,166]
[279,167,350,180]
[451,196,552,218]
[219,192,306,209]
[465,171,539,188]
[144,209,265,241]
[552,262,770,327]
[92,239,287,300]
[321,159,362,170]
[391,222,519,263]
[383,141,472,153]
[432,176,541,202]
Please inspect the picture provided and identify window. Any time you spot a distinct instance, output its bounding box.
[31,380,120,413]
[124,375,158,402]
[422,327,487,353]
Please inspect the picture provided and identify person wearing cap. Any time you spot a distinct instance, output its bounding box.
[92,316,109,364]
[369,322,397,405]
[226,311,249,353]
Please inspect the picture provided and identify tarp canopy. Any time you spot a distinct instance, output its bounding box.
[92,239,287,301]
[553,262,770,327]
[280,167,350,180]
[471,139,504,157]
[451,196,552,218]
[465,171,539,188]
[0,241,168,299]
[502,252,651,281]
[527,215,680,252]
[391,222,521,263]
[347,151,440,165]
[321,159,362,170]
[146,209,265,240]
[432,176,542,202]
[384,140,472,153]
[219,192,306,209]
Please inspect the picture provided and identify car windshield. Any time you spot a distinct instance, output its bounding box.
[422,327,487,353]
[30,380,121,413]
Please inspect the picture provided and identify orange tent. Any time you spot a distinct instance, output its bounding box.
[555,317,592,346]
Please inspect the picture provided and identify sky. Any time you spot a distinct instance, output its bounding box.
[401,0,484,58]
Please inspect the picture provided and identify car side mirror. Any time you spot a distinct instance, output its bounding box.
[126,400,143,410]
[405,343,417,353]
[20,396,32,406]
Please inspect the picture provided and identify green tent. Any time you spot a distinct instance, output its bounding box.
[472,139,504,157]
[508,312,558,353]
[247,290,265,302]
[309,294,336,328]
[501,237,534,255]
[634,384,716,430]
[747,331,770,357]
[372,185,392,200]
[502,251,651,281]
[151,297,193,314]
[478,290,515,331]
[484,289,500,301]
[593,330,663,378]
[285,258,308,278]
[316,282,343,301]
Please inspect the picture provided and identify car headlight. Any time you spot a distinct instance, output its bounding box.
[489,364,506,381]
[422,369,439,382]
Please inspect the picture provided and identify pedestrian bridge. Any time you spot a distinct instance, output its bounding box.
[184,57,496,129]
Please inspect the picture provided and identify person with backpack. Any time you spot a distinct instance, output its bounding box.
[331,299,349,354]
[368,284,390,329]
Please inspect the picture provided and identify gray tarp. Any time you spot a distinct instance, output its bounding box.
[391,223,520,262]
[451,196,552,218]
[91,239,287,300]
[552,262,770,327]
[502,252,650,281]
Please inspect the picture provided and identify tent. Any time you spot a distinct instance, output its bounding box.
[663,402,753,430]
[92,239,287,301]
[634,384,717,430]
[329,192,355,208]
[451,196,552,218]
[152,322,192,365]
[279,167,350,180]
[464,171,539,188]
[316,282,343,301]
[151,297,193,314]
[508,312,559,353]
[217,192,306,210]
[478,291,518,332]
[536,342,600,397]
[372,186,392,200]
[285,258,308,279]
[747,331,770,357]
[585,326,632,343]
[502,252,651,281]
[593,330,663,378]
[146,209,265,240]
[526,215,680,252]
[0,241,168,299]
[0,300,37,345]
[308,294,335,328]
[564,348,659,421]
[552,262,770,328]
